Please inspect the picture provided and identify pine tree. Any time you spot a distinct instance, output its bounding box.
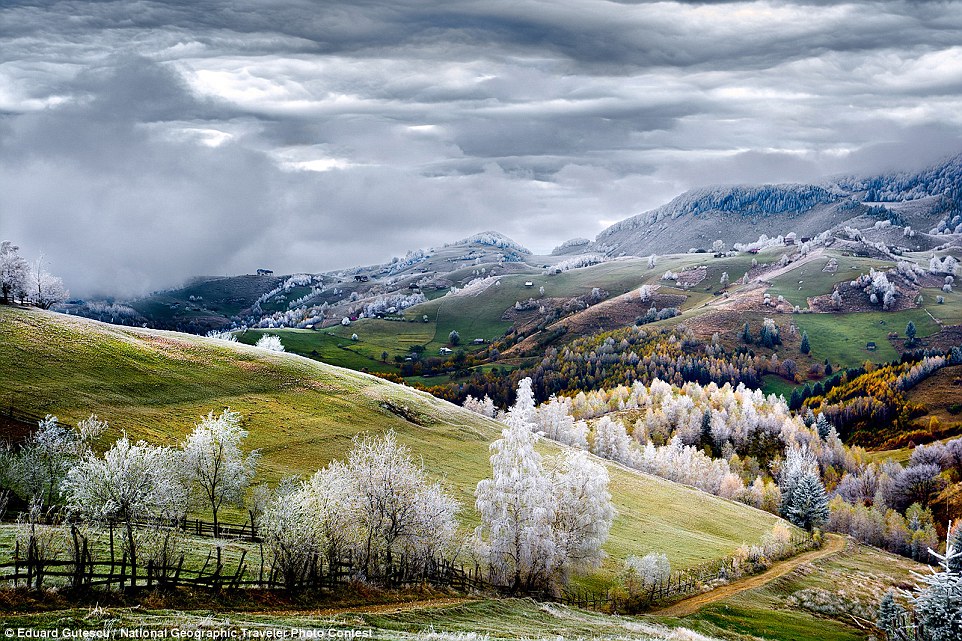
[741,322,753,344]
[800,331,811,354]
[816,414,831,440]
[877,591,908,641]
[911,529,962,641]
[786,472,830,531]
[906,321,917,346]
[699,409,715,456]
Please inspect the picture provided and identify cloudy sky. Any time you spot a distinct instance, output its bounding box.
[2,0,962,297]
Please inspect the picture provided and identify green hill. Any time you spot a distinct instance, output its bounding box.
[0,306,787,578]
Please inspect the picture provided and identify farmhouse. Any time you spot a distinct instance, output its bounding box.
[439,347,453,355]
[524,281,534,287]
[256,268,273,276]
[866,341,877,351]
[354,275,370,282]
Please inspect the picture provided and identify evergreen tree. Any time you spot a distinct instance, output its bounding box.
[785,472,829,531]
[699,409,715,456]
[877,591,908,641]
[906,321,917,346]
[800,331,811,354]
[950,525,962,574]
[911,530,962,641]
[816,414,832,440]
[741,322,753,344]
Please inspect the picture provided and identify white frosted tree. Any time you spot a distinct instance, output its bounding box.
[534,396,588,448]
[3,414,104,507]
[508,377,537,429]
[463,394,497,418]
[255,334,285,351]
[206,329,237,342]
[348,431,458,569]
[180,409,260,535]
[301,460,362,566]
[30,256,68,309]
[591,416,633,464]
[259,483,319,590]
[476,410,556,592]
[549,451,615,582]
[0,241,29,305]
[62,434,186,586]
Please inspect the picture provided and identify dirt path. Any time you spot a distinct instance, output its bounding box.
[653,534,847,618]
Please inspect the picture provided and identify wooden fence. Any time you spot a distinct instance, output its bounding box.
[0,524,487,594]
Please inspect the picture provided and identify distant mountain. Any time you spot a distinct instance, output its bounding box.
[591,153,962,256]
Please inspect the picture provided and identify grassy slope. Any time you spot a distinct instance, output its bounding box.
[0,307,785,578]
[666,541,926,641]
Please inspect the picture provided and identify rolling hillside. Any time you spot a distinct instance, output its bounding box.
[0,306,788,578]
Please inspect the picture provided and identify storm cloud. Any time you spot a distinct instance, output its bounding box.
[2,0,962,296]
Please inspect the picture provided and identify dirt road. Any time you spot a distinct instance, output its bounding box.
[653,534,847,618]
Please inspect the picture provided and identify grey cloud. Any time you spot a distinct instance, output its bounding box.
[2,1,962,297]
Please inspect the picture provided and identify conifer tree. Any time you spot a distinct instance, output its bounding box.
[786,472,830,531]
[800,331,811,354]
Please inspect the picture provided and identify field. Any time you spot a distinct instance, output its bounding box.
[767,253,892,308]
[0,307,787,581]
[792,308,940,369]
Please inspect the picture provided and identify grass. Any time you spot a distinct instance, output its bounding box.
[922,285,962,325]
[660,541,926,641]
[0,597,725,640]
[767,253,891,308]
[793,308,940,370]
[0,306,787,581]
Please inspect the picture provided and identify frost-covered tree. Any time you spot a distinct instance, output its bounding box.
[647,254,657,269]
[259,483,319,590]
[534,396,588,448]
[464,394,497,418]
[206,329,237,342]
[591,416,632,464]
[623,552,670,593]
[348,431,458,568]
[300,460,362,566]
[0,241,29,305]
[255,334,285,351]
[180,409,259,535]
[720,271,730,288]
[785,472,829,531]
[909,527,962,641]
[549,451,615,582]
[779,444,819,518]
[30,256,68,309]
[877,590,908,640]
[1,415,104,507]
[476,409,556,592]
[62,434,186,586]
[507,377,537,428]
